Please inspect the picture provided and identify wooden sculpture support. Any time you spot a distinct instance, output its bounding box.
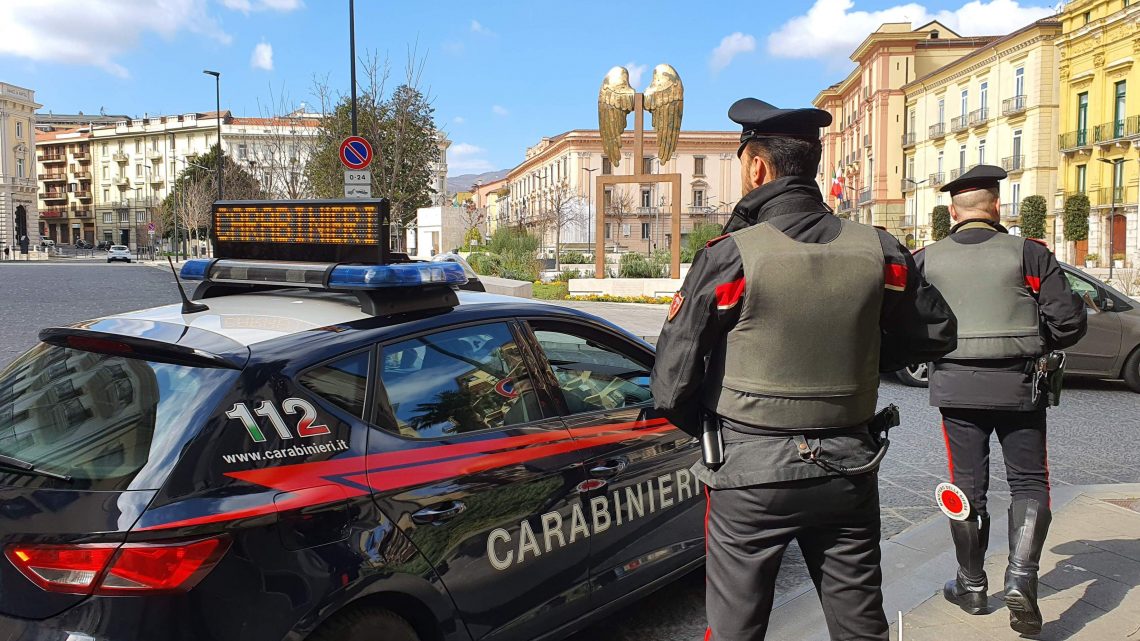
[594,94,682,279]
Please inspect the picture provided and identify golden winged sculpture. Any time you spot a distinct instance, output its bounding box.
[598,64,684,167]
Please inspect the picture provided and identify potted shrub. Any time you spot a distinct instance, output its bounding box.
[1113,253,1125,269]
[1085,253,1099,269]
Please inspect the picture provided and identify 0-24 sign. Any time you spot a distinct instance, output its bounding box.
[225,398,331,443]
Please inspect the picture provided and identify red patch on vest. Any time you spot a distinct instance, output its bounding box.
[667,292,684,321]
[1025,275,1041,294]
[705,234,730,248]
[884,263,907,292]
[714,277,746,310]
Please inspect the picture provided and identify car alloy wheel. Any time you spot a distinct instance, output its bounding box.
[897,363,930,387]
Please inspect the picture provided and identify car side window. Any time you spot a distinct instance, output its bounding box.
[299,350,370,419]
[529,322,652,415]
[1064,271,1102,308]
[378,323,541,438]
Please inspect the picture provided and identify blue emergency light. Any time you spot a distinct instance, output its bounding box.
[180,259,467,289]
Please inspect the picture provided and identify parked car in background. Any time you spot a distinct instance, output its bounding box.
[896,263,1140,393]
[106,245,132,263]
[39,239,55,250]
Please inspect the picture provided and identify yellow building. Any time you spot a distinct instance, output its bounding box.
[476,177,509,235]
[1056,0,1140,267]
[1,82,41,251]
[815,22,990,239]
[903,18,1062,247]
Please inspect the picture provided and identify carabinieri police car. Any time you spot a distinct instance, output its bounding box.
[0,199,703,641]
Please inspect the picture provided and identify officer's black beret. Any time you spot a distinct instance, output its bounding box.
[939,164,1008,196]
[729,98,832,157]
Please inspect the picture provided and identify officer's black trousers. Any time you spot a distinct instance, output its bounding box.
[940,408,1050,518]
[705,474,888,641]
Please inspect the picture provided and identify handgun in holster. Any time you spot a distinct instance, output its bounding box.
[794,404,901,476]
[700,412,724,470]
[1032,351,1067,407]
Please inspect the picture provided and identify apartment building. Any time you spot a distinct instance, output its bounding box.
[35,127,95,244]
[89,111,318,249]
[502,130,740,255]
[815,22,993,238]
[902,18,1062,247]
[1056,0,1140,267]
[0,82,41,252]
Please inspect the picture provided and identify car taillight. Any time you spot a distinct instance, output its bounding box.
[5,537,230,595]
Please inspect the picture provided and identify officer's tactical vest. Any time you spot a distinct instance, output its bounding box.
[923,223,1044,360]
[703,220,884,430]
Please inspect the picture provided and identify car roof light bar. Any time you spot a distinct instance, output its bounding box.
[180,259,467,290]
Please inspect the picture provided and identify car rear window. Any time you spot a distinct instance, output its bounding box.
[111,245,128,251]
[0,344,239,490]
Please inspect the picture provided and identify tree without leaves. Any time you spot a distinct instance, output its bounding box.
[603,186,637,251]
[158,144,263,252]
[932,205,951,241]
[541,179,583,271]
[1019,195,1048,240]
[248,85,318,199]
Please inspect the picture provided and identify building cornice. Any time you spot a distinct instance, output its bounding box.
[903,26,1059,96]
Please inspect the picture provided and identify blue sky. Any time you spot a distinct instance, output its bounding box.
[1,0,1057,175]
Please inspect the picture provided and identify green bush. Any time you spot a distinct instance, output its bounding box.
[554,268,581,282]
[618,252,668,278]
[1019,195,1048,239]
[1063,193,1090,242]
[462,227,483,249]
[487,227,539,256]
[559,251,590,264]
[681,223,724,263]
[932,206,951,241]
[466,252,501,275]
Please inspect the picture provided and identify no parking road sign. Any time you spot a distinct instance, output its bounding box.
[339,136,373,170]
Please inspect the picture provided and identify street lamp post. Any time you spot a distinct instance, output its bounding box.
[203,70,223,202]
[582,167,597,259]
[1098,157,1133,280]
[906,177,928,247]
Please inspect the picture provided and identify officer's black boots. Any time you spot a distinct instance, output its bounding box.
[943,513,991,614]
[1004,498,1052,635]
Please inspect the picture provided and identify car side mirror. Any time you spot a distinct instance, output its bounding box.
[1081,292,1102,313]
[1102,297,1115,312]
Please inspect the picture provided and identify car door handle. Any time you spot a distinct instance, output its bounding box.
[589,460,626,478]
[412,501,467,524]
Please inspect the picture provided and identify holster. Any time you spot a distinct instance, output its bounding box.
[700,412,725,470]
[1031,351,1066,408]
[793,404,900,476]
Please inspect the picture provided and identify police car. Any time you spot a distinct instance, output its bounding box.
[0,200,704,641]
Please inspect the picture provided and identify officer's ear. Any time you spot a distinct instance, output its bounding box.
[948,202,961,222]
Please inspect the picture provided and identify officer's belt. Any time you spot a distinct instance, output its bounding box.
[721,421,871,442]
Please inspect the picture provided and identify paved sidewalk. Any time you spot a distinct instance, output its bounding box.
[766,484,1140,641]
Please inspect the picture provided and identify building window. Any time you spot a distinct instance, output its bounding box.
[641,222,650,239]
[1014,67,1025,97]
[622,224,631,237]
[135,139,142,154]
[937,97,945,123]
[604,223,611,239]
[694,156,705,176]
[978,139,986,165]
[979,81,988,111]
[960,89,968,116]
[641,189,652,208]
[1114,81,1127,136]
[237,143,247,160]
[602,157,612,175]
[692,189,705,208]
[103,212,113,224]
[1083,11,1090,24]
[102,143,109,156]
[959,145,967,170]
[1077,92,1089,145]
[15,121,23,138]
[136,211,147,223]
[16,156,24,178]
[906,155,915,180]
[119,211,129,224]
[1012,130,1022,166]
[604,188,613,208]
[136,164,143,177]
[103,189,109,201]
[1011,183,1021,217]
[642,157,653,174]
[937,150,944,174]
[1076,165,1087,193]
[1115,159,1125,195]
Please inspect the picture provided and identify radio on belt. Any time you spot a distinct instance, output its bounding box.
[180,198,477,316]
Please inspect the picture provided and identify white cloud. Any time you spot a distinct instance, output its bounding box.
[470,19,494,35]
[492,105,509,116]
[453,116,466,124]
[442,41,465,55]
[0,0,231,77]
[250,41,274,71]
[221,0,302,12]
[625,62,648,90]
[767,0,1055,62]
[710,32,757,72]
[449,142,494,173]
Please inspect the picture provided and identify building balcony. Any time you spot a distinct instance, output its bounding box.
[929,122,946,139]
[1091,186,1132,206]
[968,107,990,128]
[1093,119,1136,146]
[858,189,872,205]
[1128,115,1140,139]
[112,151,129,163]
[40,209,64,219]
[38,153,65,164]
[73,150,90,161]
[1002,95,1028,117]
[41,172,66,183]
[114,176,130,187]
[900,215,915,229]
[148,149,163,162]
[950,167,967,181]
[149,175,164,185]
[929,172,945,187]
[1002,155,1026,174]
[42,191,67,202]
[68,207,92,218]
[837,200,854,214]
[635,207,659,215]
[1059,130,1091,153]
[902,132,916,148]
[687,206,715,215]
[75,190,92,200]
[1000,204,1020,221]
[950,115,969,134]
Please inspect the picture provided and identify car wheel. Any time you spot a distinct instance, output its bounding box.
[896,363,930,387]
[1123,348,1140,394]
[106,259,111,263]
[307,607,419,641]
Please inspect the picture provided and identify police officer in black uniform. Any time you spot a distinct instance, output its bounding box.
[916,165,1087,635]
[650,98,958,641]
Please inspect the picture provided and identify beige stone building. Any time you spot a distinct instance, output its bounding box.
[475,177,509,236]
[35,127,95,245]
[902,18,1062,247]
[502,130,740,255]
[0,82,41,252]
[1055,0,1140,267]
[815,22,993,239]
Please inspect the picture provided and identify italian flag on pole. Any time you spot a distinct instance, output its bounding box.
[830,166,844,200]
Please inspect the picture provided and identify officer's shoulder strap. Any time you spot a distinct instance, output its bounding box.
[1025,238,1048,247]
[706,233,731,248]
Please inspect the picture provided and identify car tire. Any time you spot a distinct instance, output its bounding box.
[307,607,420,641]
[896,363,930,388]
[106,259,111,263]
[1123,348,1140,394]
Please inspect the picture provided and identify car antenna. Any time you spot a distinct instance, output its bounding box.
[167,255,210,314]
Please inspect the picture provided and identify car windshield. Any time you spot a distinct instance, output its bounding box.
[0,344,239,491]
